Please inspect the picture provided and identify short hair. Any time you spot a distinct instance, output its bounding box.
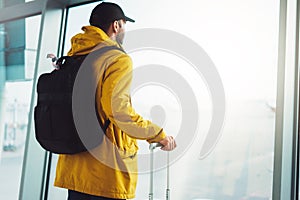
[91,21,111,34]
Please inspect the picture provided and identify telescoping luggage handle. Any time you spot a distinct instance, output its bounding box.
[149,143,170,200]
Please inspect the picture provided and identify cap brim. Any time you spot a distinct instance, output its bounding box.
[125,16,135,23]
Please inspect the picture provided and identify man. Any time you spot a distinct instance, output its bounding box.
[54,2,176,200]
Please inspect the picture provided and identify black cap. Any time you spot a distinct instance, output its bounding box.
[89,2,135,26]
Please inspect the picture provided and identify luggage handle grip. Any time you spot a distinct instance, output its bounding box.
[149,142,163,150]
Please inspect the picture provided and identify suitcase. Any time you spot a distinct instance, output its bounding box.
[149,143,170,200]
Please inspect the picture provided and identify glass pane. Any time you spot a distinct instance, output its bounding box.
[48,1,279,199]
[0,15,40,199]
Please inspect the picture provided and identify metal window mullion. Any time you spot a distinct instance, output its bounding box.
[273,0,300,199]
[0,0,45,24]
[291,0,300,198]
[273,0,288,199]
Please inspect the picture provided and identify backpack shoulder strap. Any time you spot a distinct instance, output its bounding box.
[90,45,126,58]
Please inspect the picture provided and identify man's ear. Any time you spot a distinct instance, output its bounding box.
[112,21,119,33]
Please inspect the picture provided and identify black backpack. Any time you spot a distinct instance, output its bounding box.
[34,46,123,154]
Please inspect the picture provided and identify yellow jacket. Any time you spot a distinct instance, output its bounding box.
[54,26,166,199]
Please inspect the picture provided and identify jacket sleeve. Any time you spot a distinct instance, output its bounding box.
[101,54,166,143]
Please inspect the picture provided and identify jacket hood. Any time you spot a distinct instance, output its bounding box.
[67,25,120,56]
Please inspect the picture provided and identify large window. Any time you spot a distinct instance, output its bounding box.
[47,1,279,199]
[0,15,41,199]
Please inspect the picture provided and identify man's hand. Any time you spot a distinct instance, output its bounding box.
[159,136,176,151]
